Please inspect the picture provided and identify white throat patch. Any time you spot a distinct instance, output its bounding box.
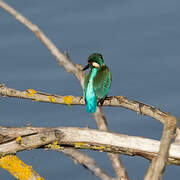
[92,62,100,68]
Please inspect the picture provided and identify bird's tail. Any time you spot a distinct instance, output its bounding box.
[86,96,97,113]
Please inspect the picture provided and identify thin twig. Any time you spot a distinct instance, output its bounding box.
[145,116,177,180]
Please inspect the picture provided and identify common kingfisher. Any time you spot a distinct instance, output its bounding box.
[82,53,112,113]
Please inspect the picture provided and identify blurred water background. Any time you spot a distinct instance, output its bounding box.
[0,0,180,179]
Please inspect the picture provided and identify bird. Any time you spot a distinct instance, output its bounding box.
[82,53,112,113]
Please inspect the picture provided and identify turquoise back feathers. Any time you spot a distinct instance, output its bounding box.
[83,53,112,113]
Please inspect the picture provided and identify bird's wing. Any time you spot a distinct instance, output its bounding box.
[93,65,112,99]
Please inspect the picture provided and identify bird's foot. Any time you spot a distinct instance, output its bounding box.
[97,96,107,106]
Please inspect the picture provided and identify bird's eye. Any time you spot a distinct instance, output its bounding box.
[92,62,100,68]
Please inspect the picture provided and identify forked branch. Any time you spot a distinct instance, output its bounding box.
[0,1,129,178]
[0,1,179,180]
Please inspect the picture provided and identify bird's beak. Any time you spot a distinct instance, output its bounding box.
[82,64,90,71]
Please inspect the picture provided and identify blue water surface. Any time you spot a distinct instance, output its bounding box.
[0,0,180,179]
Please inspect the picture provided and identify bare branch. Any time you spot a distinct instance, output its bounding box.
[95,107,130,180]
[0,0,85,87]
[0,84,176,127]
[51,147,115,180]
[0,0,129,178]
[0,1,129,177]
[0,126,115,180]
[108,153,129,180]
[1,1,179,179]
[0,126,180,165]
[145,116,177,180]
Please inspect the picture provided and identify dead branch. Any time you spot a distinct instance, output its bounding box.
[1,1,179,179]
[0,0,129,178]
[0,126,180,165]
[0,84,177,127]
[145,116,177,180]
[51,147,115,180]
[94,107,130,180]
[0,0,85,87]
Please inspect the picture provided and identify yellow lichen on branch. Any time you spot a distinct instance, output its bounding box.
[16,136,22,144]
[63,96,72,105]
[25,89,37,97]
[75,142,85,148]
[0,155,44,180]
[75,142,105,152]
[48,96,56,103]
[48,141,60,150]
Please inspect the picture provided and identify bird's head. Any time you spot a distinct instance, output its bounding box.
[82,53,104,71]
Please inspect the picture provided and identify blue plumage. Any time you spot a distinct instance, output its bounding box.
[83,53,112,113]
[84,68,98,113]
